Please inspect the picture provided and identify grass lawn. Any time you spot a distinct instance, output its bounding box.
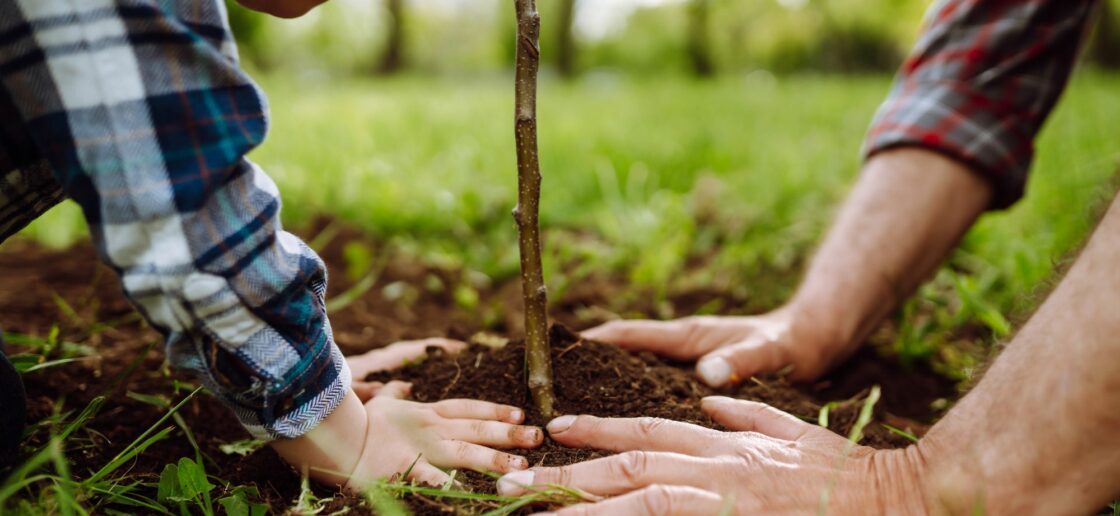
[21,70,1120,365]
[5,70,1118,514]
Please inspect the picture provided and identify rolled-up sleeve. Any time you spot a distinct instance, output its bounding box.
[0,0,348,439]
[864,0,1096,208]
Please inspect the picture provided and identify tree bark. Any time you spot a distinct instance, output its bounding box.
[556,0,578,78]
[687,0,715,77]
[377,0,405,75]
[513,0,556,418]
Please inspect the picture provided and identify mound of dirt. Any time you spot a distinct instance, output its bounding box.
[366,325,934,514]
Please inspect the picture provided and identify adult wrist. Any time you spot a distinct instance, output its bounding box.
[865,447,932,516]
[779,300,864,377]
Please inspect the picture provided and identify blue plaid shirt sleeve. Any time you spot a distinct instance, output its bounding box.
[0,0,350,439]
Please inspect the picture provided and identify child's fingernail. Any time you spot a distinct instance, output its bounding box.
[547,415,577,434]
[497,470,534,495]
[512,456,528,469]
[698,357,733,386]
[520,427,543,444]
[510,409,524,422]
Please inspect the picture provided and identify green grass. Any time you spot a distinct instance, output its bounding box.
[8,71,1120,513]
[21,70,1120,363]
[23,70,1119,298]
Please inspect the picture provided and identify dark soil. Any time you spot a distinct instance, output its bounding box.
[0,220,957,514]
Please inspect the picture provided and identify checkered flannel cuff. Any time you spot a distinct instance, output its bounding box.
[241,343,353,441]
[863,80,1034,209]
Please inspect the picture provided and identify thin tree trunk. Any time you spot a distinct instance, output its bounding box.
[377,0,405,75]
[556,0,578,78]
[513,0,556,418]
[687,0,715,77]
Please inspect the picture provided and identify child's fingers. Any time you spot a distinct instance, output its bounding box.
[373,381,412,400]
[431,399,525,423]
[441,420,544,448]
[353,381,383,402]
[435,440,529,474]
[347,338,467,377]
[405,461,453,487]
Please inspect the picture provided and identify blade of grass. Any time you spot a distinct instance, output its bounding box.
[88,387,201,483]
[87,426,175,485]
[0,445,54,506]
[365,484,409,516]
[21,357,90,374]
[326,258,385,313]
[881,423,919,443]
[103,340,158,395]
[818,386,881,515]
[48,438,82,516]
[86,483,171,514]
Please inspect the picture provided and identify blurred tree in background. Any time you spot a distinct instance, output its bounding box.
[687,0,715,77]
[223,0,1120,78]
[555,0,578,77]
[1091,0,1120,69]
[376,0,407,74]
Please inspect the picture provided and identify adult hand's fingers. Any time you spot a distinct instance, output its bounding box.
[373,381,412,400]
[442,419,544,449]
[702,397,839,444]
[545,415,726,456]
[353,381,383,402]
[545,485,726,516]
[695,335,788,387]
[497,451,714,497]
[435,440,529,474]
[404,461,453,487]
[582,319,719,360]
[431,399,525,424]
[347,338,467,378]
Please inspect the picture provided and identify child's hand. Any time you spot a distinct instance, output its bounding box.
[348,380,543,489]
[272,338,543,491]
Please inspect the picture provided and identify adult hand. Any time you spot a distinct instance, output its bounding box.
[497,397,922,515]
[584,307,843,387]
[347,338,466,401]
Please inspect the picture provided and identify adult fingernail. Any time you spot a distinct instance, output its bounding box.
[701,395,733,404]
[698,357,733,386]
[510,409,524,423]
[498,470,534,495]
[547,415,577,434]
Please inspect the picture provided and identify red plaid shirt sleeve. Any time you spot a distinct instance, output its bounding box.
[864,0,1097,208]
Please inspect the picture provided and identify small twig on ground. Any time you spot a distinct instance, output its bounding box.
[557,341,583,358]
[439,360,462,399]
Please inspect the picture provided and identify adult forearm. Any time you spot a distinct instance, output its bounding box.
[916,194,1120,514]
[788,149,992,368]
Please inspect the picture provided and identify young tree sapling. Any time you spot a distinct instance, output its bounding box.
[512,0,556,418]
